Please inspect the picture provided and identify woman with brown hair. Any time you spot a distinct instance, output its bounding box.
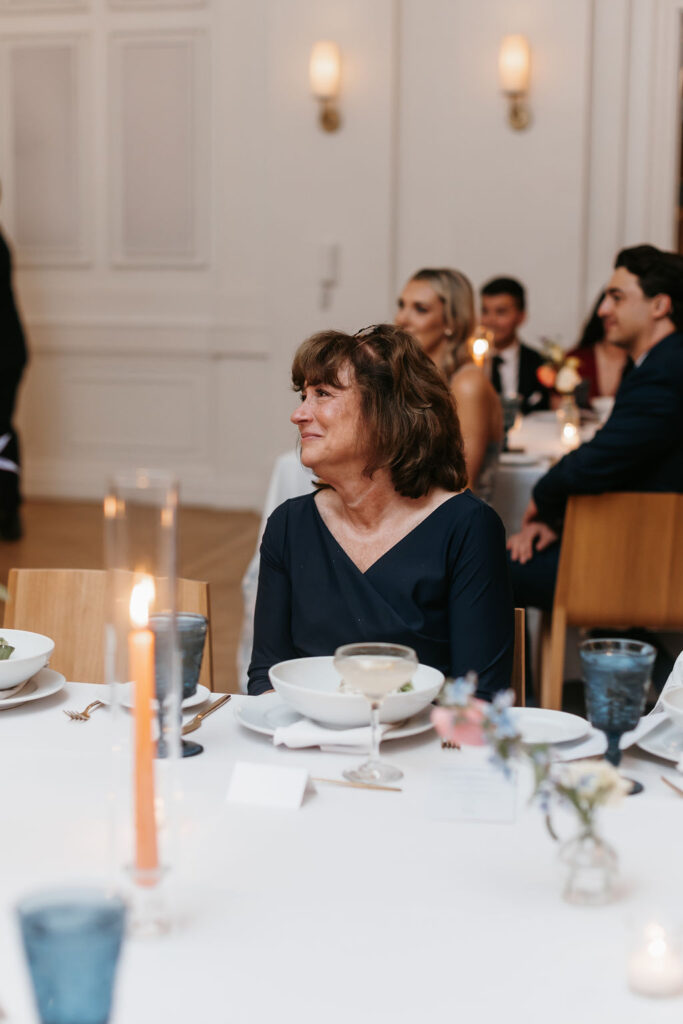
[247,324,513,699]
[395,268,502,500]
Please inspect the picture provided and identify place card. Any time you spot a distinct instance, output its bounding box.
[427,758,517,823]
[227,761,310,810]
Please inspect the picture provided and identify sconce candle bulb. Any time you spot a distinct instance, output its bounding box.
[310,41,342,132]
[499,34,531,130]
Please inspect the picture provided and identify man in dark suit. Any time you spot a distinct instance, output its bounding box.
[0,223,28,541]
[508,244,683,613]
[480,276,552,414]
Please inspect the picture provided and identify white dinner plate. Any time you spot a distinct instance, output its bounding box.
[112,682,212,712]
[499,452,542,467]
[235,692,434,742]
[0,668,65,710]
[637,718,683,763]
[508,707,590,745]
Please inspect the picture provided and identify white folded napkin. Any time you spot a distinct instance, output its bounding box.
[273,717,393,750]
[0,678,31,701]
[654,651,683,711]
[552,711,667,762]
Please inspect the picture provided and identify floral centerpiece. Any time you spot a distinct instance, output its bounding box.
[536,339,582,394]
[432,675,630,904]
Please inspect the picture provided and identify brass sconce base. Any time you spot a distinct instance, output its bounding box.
[319,99,341,133]
[508,95,530,131]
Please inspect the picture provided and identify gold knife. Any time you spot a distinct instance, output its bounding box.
[182,693,231,735]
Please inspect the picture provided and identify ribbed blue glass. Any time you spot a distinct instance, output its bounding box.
[17,888,126,1024]
[579,638,656,766]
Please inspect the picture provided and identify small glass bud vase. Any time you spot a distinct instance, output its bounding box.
[556,394,581,450]
[559,826,618,905]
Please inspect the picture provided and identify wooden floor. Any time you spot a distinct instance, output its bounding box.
[0,500,260,693]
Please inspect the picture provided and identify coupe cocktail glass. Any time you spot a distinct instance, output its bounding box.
[334,642,418,784]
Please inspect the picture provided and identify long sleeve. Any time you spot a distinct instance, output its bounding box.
[247,505,298,695]
[447,502,514,699]
[533,336,683,525]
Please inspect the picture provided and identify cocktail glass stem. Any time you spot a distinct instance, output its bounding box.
[369,700,382,762]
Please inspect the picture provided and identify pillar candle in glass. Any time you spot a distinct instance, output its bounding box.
[104,470,180,933]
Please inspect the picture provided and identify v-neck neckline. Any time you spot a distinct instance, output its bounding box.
[312,492,466,576]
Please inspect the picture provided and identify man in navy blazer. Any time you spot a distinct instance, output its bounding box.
[508,244,683,612]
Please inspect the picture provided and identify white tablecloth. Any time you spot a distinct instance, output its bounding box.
[2,682,683,1023]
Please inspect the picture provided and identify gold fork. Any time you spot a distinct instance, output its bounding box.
[63,699,105,722]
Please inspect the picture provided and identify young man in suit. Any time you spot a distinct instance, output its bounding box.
[508,244,683,613]
[480,276,552,414]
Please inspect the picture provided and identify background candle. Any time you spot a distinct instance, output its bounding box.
[130,577,158,883]
[628,922,683,997]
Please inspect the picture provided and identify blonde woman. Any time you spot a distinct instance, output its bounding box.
[395,267,502,499]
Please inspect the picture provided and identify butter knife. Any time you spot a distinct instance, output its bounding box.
[182,693,231,735]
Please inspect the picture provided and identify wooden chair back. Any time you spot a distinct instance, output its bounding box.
[540,493,683,708]
[3,568,213,690]
[512,607,525,707]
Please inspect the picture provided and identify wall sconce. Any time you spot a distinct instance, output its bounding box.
[309,41,342,132]
[499,34,531,130]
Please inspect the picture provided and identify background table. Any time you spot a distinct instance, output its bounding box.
[2,682,683,1023]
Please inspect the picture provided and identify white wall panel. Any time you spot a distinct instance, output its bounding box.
[108,0,203,8]
[397,0,594,349]
[0,0,85,9]
[8,38,88,265]
[109,31,209,266]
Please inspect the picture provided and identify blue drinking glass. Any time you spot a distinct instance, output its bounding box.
[579,638,656,794]
[16,887,126,1024]
[151,612,208,758]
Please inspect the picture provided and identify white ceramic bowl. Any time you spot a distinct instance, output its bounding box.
[0,629,55,689]
[268,655,444,727]
[662,687,683,733]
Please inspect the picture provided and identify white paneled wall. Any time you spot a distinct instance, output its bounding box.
[0,0,681,509]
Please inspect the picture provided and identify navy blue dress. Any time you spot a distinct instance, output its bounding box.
[247,490,514,700]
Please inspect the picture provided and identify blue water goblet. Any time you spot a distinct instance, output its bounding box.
[151,612,208,758]
[579,637,656,795]
[16,887,126,1024]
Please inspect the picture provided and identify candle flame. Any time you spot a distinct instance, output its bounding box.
[472,336,489,359]
[130,575,155,628]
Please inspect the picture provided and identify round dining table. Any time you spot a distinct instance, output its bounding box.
[2,681,683,1023]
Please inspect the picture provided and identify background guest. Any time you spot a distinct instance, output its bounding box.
[508,244,683,615]
[0,194,28,541]
[395,267,502,500]
[567,291,629,403]
[248,324,513,698]
[480,276,552,414]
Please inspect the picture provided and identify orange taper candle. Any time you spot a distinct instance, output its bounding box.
[129,577,158,882]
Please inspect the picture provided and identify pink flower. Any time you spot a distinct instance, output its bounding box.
[431,703,487,747]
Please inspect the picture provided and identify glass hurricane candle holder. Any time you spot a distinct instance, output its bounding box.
[104,470,180,935]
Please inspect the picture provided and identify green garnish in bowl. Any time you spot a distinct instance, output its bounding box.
[398,681,414,693]
[0,636,15,660]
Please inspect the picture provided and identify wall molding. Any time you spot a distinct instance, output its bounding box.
[108,29,210,268]
[23,457,265,509]
[5,34,91,267]
[23,318,270,358]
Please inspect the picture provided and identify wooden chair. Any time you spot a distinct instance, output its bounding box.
[539,493,683,710]
[512,607,525,707]
[3,568,214,690]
